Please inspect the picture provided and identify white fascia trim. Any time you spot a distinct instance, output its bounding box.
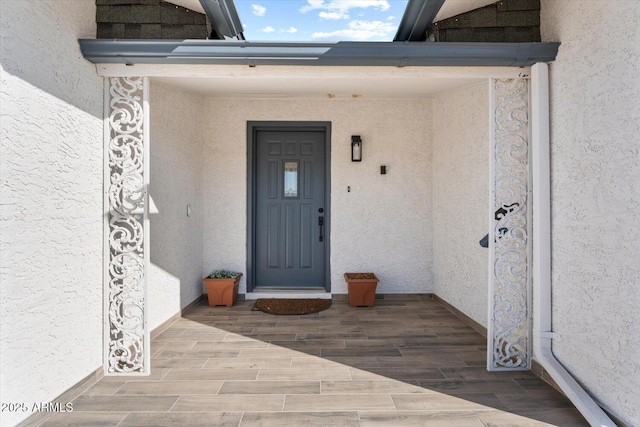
[531,62,615,427]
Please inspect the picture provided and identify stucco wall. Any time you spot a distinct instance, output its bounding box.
[148,82,205,330]
[432,83,490,327]
[0,1,103,426]
[203,98,433,294]
[541,1,640,424]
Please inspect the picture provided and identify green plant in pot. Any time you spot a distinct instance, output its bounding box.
[204,270,242,307]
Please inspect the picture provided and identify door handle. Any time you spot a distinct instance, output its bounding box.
[318,216,324,242]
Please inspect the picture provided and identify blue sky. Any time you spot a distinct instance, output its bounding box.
[234,0,409,42]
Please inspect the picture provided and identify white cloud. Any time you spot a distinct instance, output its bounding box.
[305,0,325,8]
[300,0,391,20]
[311,19,395,41]
[282,27,298,33]
[319,11,347,20]
[261,26,275,33]
[387,15,395,20]
[312,29,375,41]
[251,4,266,16]
[349,20,395,31]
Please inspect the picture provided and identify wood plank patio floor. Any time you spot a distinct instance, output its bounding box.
[38,295,587,426]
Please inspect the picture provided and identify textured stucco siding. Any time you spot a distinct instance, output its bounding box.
[432,83,490,327]
[0,1,103,426]
[148,82,205,330]
[203,98,433,294]
[541,1,640,424]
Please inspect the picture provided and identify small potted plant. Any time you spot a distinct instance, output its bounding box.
[344,273,379,307]
[203,270,243,307]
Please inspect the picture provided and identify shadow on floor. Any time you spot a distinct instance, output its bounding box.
[38,295,588,426]
[168,294,587,426]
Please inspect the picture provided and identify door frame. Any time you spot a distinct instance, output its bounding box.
[246,121,332,293]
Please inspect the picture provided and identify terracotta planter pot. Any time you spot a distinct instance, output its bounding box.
[344,273,379,307]
[203,273,242,307]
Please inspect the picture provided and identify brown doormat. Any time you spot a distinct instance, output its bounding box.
[253,298,331,315]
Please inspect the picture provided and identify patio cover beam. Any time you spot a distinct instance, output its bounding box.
[78,40,559,67]
[199,0,245,40]
[394,0,446,41]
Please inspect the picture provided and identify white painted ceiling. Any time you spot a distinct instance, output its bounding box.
[151,75,485,98]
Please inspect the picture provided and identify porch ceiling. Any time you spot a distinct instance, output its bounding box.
[93,64,526,98]
[150,74,486,98]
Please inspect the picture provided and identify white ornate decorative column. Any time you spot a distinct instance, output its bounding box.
[104,77,150,375]
[487,77,532,371]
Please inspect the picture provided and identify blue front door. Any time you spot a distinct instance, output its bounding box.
[254,129,327,288]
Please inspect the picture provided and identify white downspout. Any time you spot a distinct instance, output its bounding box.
[531,62,615,427]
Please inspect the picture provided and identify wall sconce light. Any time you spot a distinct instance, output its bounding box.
[351,135,362,162]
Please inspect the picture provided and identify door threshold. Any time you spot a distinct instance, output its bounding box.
[247,287,331,300]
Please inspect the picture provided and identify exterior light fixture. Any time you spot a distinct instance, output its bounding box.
[351,135,362,162]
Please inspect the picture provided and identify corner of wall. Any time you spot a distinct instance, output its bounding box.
[148,81,207,330]
[431,82,490,328]
[540,1,640,424]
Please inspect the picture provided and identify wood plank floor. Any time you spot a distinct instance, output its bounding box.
[37,295,588,426]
